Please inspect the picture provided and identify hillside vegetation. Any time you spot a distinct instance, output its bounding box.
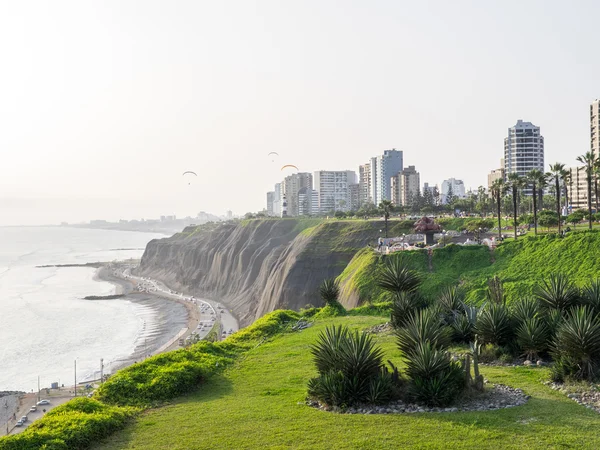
[338,231,600,307]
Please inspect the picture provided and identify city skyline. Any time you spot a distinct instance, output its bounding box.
[2,1,600,225]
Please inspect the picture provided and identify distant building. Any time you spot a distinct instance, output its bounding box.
[298,188,319,216]
[313,170,357,213]
[272,183,282,217]
[423,182,436,196]
[226,210,233,220]
[441,178,466,204]
[504,120,544,195]
[391,165,420,207]
[349,183,360,212]
[568,166,590,211]
[592,99,600,159]
[487,167,505,191]
[369,149,403,206]
[266,191,275,216]
[282,172,312,217]
[358,163,372,206]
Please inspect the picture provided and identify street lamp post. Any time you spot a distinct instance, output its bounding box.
[100,358,104,384]
[74,359,77,397]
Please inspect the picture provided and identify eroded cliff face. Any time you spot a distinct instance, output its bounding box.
[136,219,385,326]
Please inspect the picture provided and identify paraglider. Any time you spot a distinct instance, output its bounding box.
[268,152,279,162]
[280,164,299,172]
[182,171,197,185]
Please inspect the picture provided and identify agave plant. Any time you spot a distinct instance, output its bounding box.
[516,317,548,361]
[319,278,341,306]
[475,303,513,346]
[553,306,600,381]
[544,308,564,341]
[310,325,349,374]
[404,341,451,380]
[581,279,600,316]
[452,313,474,343]
[390,291,427,329]
[511,297,540,325]
[396,309,452,356]
[376,258,421,294]
[535,273,581,312]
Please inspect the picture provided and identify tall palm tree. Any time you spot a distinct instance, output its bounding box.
[527,169,545,235]
[577,152,596,230]
[562,169,571,214]
[548,163,566,235]
[491,179,506,240]
[378,200,393,238]
[507,173,523,240]
[594,159,600,214]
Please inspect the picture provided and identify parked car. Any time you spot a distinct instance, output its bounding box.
[21,416,27,422]
[15,420,23,427]
[29,406,37,412]
[37,399,50,405]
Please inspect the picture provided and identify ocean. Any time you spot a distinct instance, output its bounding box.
[0,226,166,392]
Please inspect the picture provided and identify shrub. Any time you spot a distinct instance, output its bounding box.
[581,279,600,316]
[516,318,548,360]
[390,292,427,329]
[0,398,135,450]
[451,306,477,343]
[319,279,341,306]
[478,343,502,363]
[475,303,513,346]
[366,371,394,404]
[535,273,581,312]
[396,309,452,356]
[376,259,421,294]
[553,306,600,381]
[308,325,387,406]
[438,286,466,324]
[511,298,540,325]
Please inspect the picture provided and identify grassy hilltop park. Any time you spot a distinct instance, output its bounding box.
[3,228,600,449]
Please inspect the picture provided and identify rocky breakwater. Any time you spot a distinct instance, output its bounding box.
[135,219,386,326]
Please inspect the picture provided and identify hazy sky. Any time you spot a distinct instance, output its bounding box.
[1,0,598,225]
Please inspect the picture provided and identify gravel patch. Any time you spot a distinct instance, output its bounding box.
[307,384,529,414]
[545,382,600,413]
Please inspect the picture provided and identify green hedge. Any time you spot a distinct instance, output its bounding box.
[0,398,135,450]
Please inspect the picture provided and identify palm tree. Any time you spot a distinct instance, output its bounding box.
[491,179,505,240]
[577,152,596,230]
[562,169,571,214]
[594,160,600,214]
[378,200,393,238]
[527,169,545,235]
[507,173,523,240]
[548,163,566,235]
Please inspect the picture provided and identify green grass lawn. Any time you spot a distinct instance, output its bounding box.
[96,316,600,450]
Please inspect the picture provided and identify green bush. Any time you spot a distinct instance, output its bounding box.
[390,292,427,329]
[478,343,502,363]
[535,273,581,312]
[0,398,135,450]
[553,306,600,381]
[516,318,548,360]
[308,325,387,407]
[396,309,452,356]
[451,307,477,343]
[511,298,540,325]
[319,278,341,306]
[475,303,513,346]
[376,258,421,294]
[581,279,600,316]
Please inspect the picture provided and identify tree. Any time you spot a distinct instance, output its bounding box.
[594,159,600,214]
[538,210,559,231]
[432,186,441,210]
[490,179,506,240]
[378,200,393,238]
[445,185,456,208]
[548,163,566,235]
[577,152,596,230]
[507,173,523,240]
[567,210,586,229]
[527,169,545,235]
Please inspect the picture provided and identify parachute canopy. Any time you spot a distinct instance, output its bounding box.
[268,151,279,163]
[182,171,197,185]
[268,152,279,156]
[281,164,299,172]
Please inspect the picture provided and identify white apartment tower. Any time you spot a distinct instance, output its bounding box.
[391,165,420,207]
[313,170,357,213]
[368,149,403,206]
[358,163,372,206]
[592,100,600,158]
[504,120,544,195]
[282,173,312,217]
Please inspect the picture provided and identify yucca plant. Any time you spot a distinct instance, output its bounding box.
[475,303,513,346]
[404,341,451,380]
[408,362,464,407]
[452,313,474,343]
[511,297,539,325]
[535,273,581,312]
[396,309,452,356]
[376,258,421,294]
[390,291,427,329]
[516,317,548,361]
[310,325,349,374]
[438,285,466,324]
[553,306,600,381]
[366,371,393,404]
[544,308,564,342]
[338,329,384,381]
[319,278,341,306]
[581,279,600,316]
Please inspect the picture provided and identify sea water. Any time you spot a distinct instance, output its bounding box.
[0,226,165,392]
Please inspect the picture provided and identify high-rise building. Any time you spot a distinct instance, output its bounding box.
[298,188,319,216]
[313,170,357,213]
[358,163,372,206]
[349,183,360,212]
[391,165,420,206]
[441,178,466,204]
[592,99,600,159]
[282,173,312,217]
[504,120,544,195]
[568,166,588,211]
[272,183,282,217]
[368,149,403,206]
[266,191,275,216]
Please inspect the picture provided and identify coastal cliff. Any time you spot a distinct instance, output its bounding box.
[135,219,386,326]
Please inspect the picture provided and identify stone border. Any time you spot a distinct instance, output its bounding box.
[307,384,529,414]
[545,382,600,413]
